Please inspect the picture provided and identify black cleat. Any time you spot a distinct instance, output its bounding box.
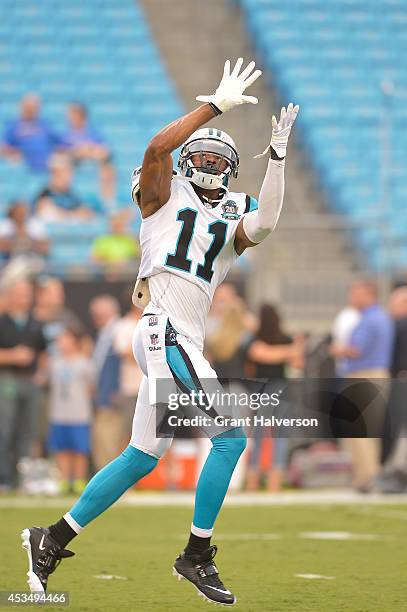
[21,527,74,593]
[173,545,236,606]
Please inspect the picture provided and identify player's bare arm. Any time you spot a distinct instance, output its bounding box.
[138,58,262,218]
[139,105,218,218]
[234,103,299,255]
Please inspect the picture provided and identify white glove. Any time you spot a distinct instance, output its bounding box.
[196,57,262,113]
[255,102,299,159]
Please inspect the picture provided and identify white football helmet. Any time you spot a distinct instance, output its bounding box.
[178,128,239,190]
[131,166,180,203]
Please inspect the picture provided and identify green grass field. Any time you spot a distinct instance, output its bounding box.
[1,501,406,611]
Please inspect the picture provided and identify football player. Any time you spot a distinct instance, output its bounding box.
[22,58,298,606]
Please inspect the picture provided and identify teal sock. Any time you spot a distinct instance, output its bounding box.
[192,428,247,532]
[69,445,157,528]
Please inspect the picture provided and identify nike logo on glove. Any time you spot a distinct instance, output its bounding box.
[39,535,46,550]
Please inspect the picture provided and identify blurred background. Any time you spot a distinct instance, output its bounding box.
[1,0,407,498]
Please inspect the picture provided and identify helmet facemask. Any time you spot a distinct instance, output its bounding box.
[179,138,239,190]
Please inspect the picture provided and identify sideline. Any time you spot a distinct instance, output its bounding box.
[1,490,407,508]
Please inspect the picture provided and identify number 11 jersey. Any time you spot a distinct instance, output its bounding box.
[138,176,257,303]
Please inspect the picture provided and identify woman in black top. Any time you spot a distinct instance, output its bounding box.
[246,304,304,491]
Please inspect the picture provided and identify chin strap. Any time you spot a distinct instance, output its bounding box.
[175,175,194,183]
[200,190,227,207]
[175,173,229,208]
[176,172,223,188]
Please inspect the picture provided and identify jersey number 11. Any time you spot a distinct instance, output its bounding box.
[165,208,227,283]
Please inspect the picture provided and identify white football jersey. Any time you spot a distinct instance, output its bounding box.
[137,177,257,347]
[138,178,257,297]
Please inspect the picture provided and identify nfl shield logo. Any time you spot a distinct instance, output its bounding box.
[150,333,159,346]
[149,316,158,326]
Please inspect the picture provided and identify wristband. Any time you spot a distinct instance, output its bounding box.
[209,102,223,116]
[269,145,285,161]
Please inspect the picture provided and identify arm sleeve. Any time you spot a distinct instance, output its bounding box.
[242,158,285,244]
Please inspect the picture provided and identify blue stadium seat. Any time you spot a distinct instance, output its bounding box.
[0,0,182,270]
[239,0,407,269]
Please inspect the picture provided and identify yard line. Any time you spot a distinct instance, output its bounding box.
[94,575,128,580]
[295,574,335,580]
[299,531,393,541]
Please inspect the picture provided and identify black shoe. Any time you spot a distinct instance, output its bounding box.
[173,545,236,606]
[21,527,74,593]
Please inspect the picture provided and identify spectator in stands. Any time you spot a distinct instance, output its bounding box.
[0,280,47,491]
[34,277,85,355]
[62,102,115,201]
[0,200,49,263]
[91,210,140,268]
[0,252,43,293]
[47,327,94,495]
[33,154,96,221]
[90,295,121,470]
[1,94,61,172]
[113,293,143,442]
[330,279,394,492]
[245,304,304,492]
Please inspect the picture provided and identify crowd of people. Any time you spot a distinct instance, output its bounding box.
[0,94,140,271]
[0,97,406,497]
[1,93,114,200]
[1,270,407,496]
[0,276,143,494]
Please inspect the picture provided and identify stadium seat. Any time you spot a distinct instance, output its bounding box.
[239,0,407,269]
[0,0,182,271]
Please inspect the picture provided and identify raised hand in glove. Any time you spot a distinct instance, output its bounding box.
[255,102,300,159]
[196,57,262,114]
